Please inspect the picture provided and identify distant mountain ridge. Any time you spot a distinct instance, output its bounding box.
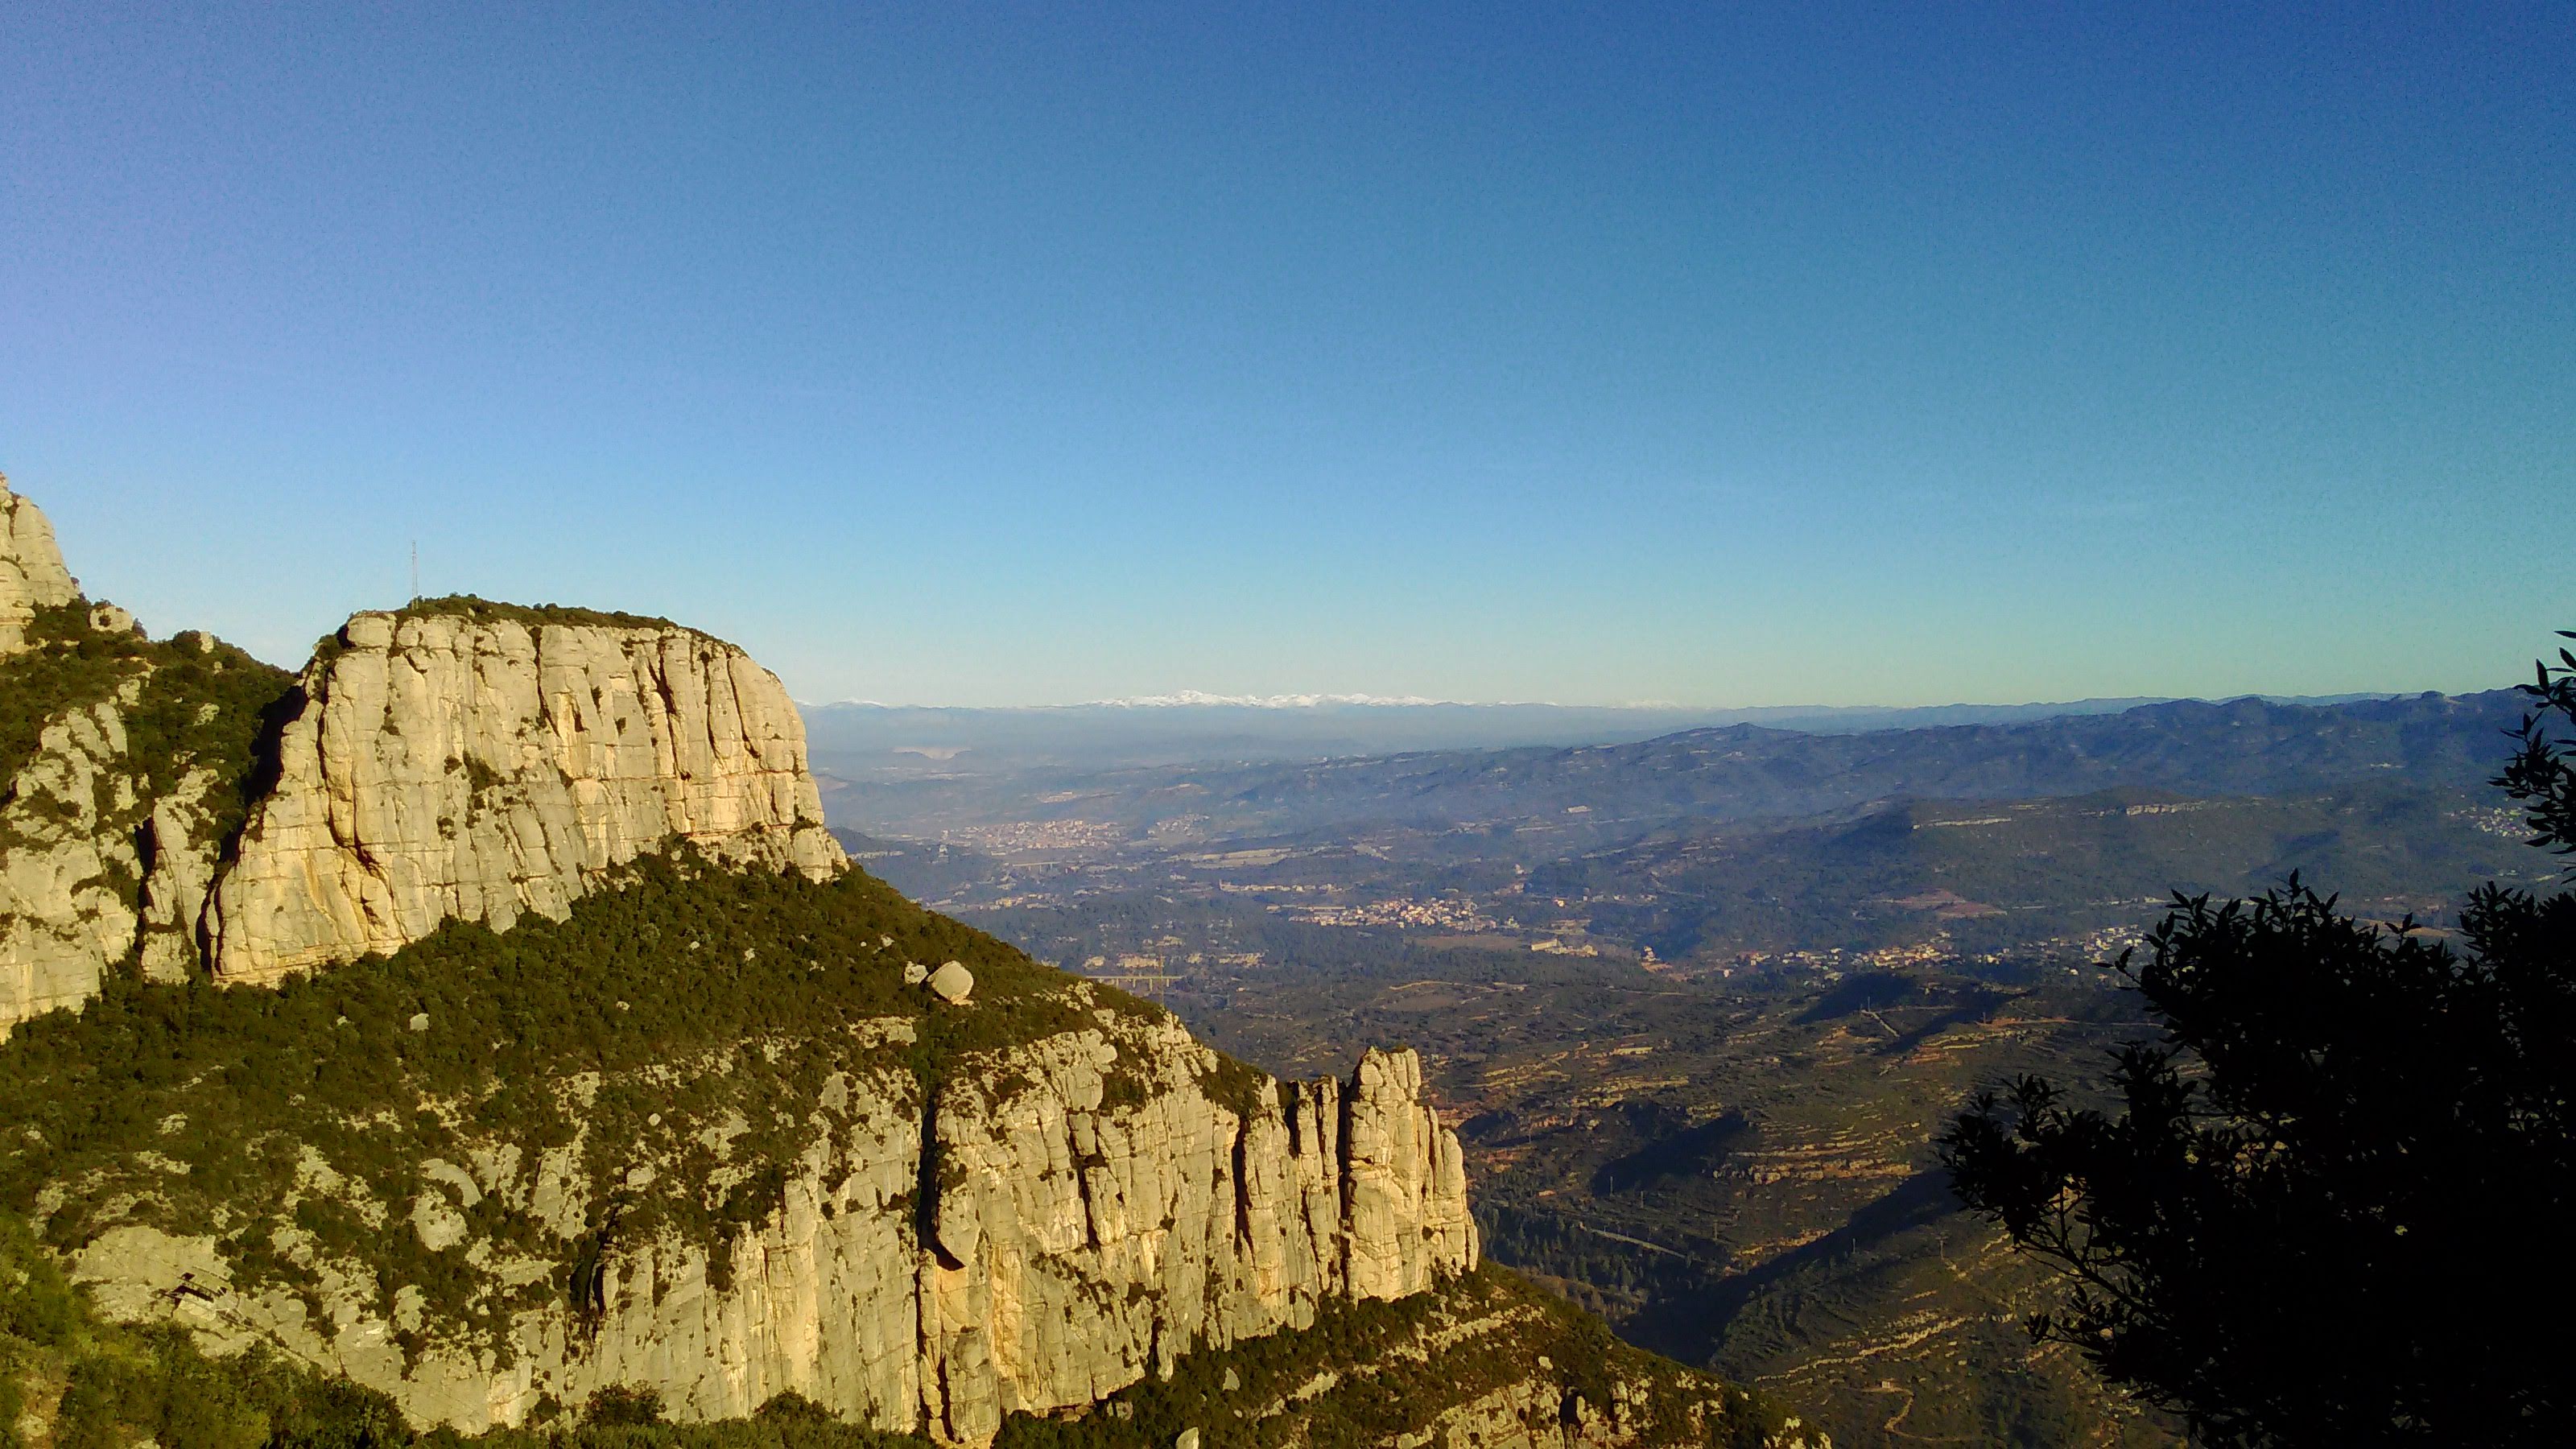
[1257,690,2530,830]
[826,689,2529,852]
[803,692,2434,778]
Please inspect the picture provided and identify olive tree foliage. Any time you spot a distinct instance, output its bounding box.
[1938,634,2576,1447]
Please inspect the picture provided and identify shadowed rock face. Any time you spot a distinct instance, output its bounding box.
[208,609,846,984]
[0,478,79,655]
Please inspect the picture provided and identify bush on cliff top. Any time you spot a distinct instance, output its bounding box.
[308,597,716,667]
[0,601,294,857]
[395,595,686,634]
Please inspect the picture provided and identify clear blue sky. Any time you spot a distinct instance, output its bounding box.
[4,3,2570,706]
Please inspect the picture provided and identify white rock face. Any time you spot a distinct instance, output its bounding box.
[208,609,846,984]
[0,689,149,1034]
[69,1029,1478,1443]
[928,960,975,1003]
[1343,1045,1478,1301]
[0,485,1523,1443]
[0,704,229,1035]
[136,767,222,985]
[0,479,232,1032]
[0,477,79,655]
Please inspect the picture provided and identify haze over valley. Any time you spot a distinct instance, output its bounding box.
[819,686,2542,1446]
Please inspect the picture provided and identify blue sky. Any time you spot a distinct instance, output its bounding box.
[4,2,2570,706]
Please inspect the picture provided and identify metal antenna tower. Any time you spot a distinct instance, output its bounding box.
[410,542,419,603]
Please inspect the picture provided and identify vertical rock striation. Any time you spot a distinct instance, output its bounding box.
[0,477,79,656]
[918,1030,1478,1442]
[68,1026,1479,1442]
[0,689,148,1034]
[0,479,257,1034]
[1341,1045,1477,1302]
[208,607,845,983]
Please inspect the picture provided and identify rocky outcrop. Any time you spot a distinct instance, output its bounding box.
[917,1037,1476,1442]
[134,767,224,984]
[208,608,845,983]
[2,478,850,1020]
[67,1024,1478,1441]
[0,690,237,1035]
[0,688,149,1034]
[0,477,78,656]
[1421,1369,1830,1449]
[1344,1046,1476,1302]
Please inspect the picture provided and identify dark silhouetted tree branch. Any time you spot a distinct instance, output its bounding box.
[1940,632,2576,1447]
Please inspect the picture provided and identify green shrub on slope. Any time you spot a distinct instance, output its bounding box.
[0,850,1171,1357]
[0,601,294,852]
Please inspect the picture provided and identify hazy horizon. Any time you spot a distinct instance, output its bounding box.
[4,477,2545,709]
[795,689,2417,712]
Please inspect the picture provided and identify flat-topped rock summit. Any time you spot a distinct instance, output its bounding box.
[209,599,846,984]
[2,543,850,1030]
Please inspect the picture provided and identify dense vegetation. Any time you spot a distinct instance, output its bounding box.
[0,849,1165,1358]
[1,1203,411,1449]
[395,595,687,634]
[0,600,293,855]
[1942,634,2576,1446]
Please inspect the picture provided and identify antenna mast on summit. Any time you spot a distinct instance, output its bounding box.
[410,542,419,603]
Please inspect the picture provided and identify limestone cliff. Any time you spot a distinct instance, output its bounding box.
[0,477,283,1035]
[0,478,78,656]
[0,686,154,1033]
[63,1013,1478,1441]
[208,604,845,984]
